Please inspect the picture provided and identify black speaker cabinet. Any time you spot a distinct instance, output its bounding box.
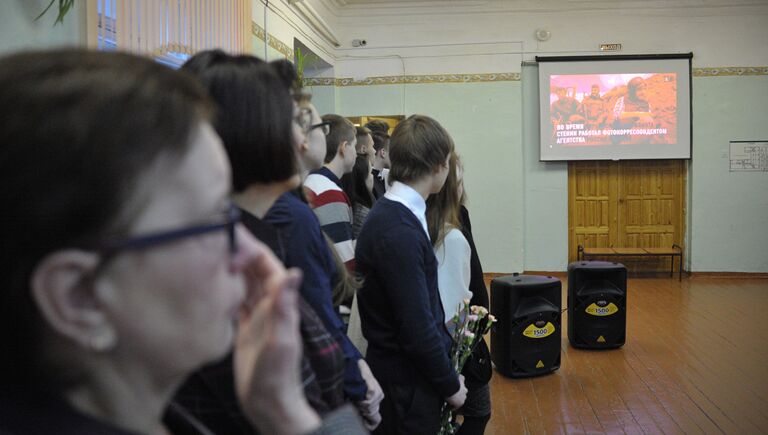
[567,261,627,349]
[490,274,561,378]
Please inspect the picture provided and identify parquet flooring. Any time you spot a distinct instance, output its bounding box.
[484,276,768,435]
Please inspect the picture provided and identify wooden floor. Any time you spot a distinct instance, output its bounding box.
[484,276,768,435]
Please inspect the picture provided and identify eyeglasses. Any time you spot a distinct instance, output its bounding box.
[98,203,241,256]
[308,121,331,135]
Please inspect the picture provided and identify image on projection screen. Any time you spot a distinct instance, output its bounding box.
[549,73,677,147]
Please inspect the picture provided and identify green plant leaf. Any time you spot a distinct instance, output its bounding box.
[35,0,75,26]
[34,0,58,22]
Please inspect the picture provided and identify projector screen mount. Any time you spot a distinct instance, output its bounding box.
[536,53,692,161]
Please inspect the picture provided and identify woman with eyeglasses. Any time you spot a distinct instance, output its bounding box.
[0,49,364,435]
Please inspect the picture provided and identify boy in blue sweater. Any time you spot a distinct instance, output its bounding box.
[356,115,467,434]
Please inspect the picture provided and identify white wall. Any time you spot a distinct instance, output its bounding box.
[320,2,768,76]
[690,75,768,272]
[306,0,768,272]
[0,0,87,55]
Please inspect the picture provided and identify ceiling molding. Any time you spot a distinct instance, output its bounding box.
[317,0,768,18]
[288,0,341,47]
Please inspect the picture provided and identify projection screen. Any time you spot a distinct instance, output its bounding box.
[537,54,692,161]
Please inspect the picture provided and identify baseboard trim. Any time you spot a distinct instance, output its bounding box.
[523,271,567,278]
[484,271,768,280]
[689,272,768,279]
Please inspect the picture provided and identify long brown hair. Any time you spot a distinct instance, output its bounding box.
[426,152,462,247]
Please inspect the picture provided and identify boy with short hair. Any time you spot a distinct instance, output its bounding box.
[370,132,390,199]
[355,126,374,161]
[304,114,357,271]
[356,115,467,434]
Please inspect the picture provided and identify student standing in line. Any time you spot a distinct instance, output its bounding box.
[342,154,376,239]
[176,52,350,431]
[303,114,358,274]
[264,104,384,429]
[355,126,375,163]
[427,154,492,435]
[356,115,467,434]
[369,132,390,199]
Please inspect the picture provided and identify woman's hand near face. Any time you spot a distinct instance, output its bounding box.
[231,229,321,435]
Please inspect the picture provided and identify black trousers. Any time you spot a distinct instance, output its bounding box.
[374,378,442,435]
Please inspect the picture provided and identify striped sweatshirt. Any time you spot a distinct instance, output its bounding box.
[304,166,356,272]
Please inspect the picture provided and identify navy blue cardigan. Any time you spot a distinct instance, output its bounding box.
[355,197,460,398]
[264,190,367,402]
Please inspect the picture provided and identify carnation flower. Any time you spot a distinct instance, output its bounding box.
[440,300,495,435]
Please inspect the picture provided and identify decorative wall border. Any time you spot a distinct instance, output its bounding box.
[303,67,768,87]
[247,27,768,84]
[693,66,768,77]
[251,22,293,60]
[305,72,521,87]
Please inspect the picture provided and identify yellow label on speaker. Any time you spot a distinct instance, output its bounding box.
[535,360,545,369]
[585,302,619,316]
[523,322,555,339]
[597,335,606,343]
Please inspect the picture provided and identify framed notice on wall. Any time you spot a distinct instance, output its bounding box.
[729,141,768,172]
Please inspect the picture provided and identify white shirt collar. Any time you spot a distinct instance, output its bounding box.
[385,181,430,240]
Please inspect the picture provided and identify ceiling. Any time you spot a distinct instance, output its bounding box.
[321,0,768,14]
[335,0,469,4]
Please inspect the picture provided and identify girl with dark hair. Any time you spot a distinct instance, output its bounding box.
[342,154,376,238]
[177,50,363,433]
[0,49,363,435]
[183,51,383,431]
[456,159,493,435]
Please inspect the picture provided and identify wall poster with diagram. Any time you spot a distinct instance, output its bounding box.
[729,141,768,172]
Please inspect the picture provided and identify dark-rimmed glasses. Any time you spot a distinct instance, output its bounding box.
[98,203,241,256]
[309,121,331,135]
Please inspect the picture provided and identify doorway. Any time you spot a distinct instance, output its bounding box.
[568,160,686,272]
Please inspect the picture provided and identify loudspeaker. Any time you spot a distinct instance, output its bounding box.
[567,261,627,349]
[490,274,561,378]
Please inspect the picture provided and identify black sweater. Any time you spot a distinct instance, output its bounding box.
[459,205,489,309]
[355,198,460,398]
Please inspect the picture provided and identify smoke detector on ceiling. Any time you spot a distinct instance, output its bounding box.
[535,29,551,42]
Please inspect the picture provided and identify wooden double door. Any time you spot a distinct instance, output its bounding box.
[568,160,686,270]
